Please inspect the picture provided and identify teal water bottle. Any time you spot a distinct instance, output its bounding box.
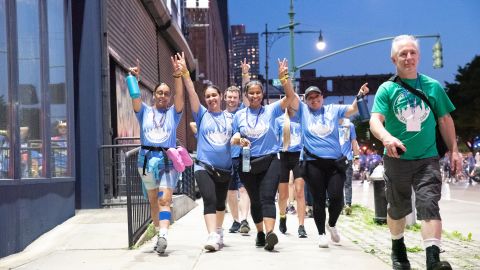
[242,147,251,172]
[126,73,140,99]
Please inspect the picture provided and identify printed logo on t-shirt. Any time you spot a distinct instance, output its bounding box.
[144,111,169,143]
[290,130,301,147]
[243,119,269,139]
[393,93,431,124]
[308,112,334,138]
[339,126,350,146]
[204,113,233,146]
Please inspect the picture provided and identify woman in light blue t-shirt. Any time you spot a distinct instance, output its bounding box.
[181,57,234,252]
[230,59,296,251]
[129,54,184,255]
[289,83,368,248]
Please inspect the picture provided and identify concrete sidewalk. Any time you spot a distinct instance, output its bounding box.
[1,199,389,270]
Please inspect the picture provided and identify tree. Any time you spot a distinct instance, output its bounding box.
[445,55,480,148]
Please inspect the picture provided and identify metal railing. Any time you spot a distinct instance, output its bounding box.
[99,140,197,247]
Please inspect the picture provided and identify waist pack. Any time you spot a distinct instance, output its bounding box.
[334,155,349,173]
[197,160,231,183]
[303,147,348,173]
[249,154,275,174]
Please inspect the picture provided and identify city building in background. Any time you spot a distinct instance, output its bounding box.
[229,25,259,87]
[184,0,230,150]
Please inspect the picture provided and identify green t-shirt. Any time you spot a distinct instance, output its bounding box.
[371,74,455,160]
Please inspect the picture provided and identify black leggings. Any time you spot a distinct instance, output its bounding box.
[195,170,230,215]
[239,158,280,224]
[302,159,345,234]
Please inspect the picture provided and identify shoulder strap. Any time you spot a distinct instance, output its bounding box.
[389,75,438,120]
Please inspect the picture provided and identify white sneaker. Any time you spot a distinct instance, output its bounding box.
[204,232,220,251]
[318,234,329,248]
[326,224,340,243]
[216,228,224,249]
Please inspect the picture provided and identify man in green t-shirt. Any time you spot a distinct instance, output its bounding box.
[370,35,462,270]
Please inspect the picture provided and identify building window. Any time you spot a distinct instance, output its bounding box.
[17,0,43,178]
[0,0,70,180]
[0,0,9,178]
[48,0,69,177]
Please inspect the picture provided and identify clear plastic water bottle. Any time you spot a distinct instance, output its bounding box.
[242,146,251,172]
[357,93,370,122]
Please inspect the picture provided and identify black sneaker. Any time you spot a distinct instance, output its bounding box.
[264,231,278,251]
[298,225,307,238]
[239,219,250,234]
[255,231,266,247]
[426,246,452,270]
[229,220,241,233]
[279,216,287,234]
[391,238,411,270]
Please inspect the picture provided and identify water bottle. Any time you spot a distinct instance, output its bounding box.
[242,146,251,172]
[126,73,140,99]
[357,93,370,122]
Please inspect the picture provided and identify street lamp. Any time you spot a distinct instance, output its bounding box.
[261,26,324,103]
[316,31,326,50]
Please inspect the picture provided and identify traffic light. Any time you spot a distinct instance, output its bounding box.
[432,39,443,69]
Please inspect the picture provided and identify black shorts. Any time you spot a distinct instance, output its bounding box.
[383,156,442,221]
[279,151,302,183]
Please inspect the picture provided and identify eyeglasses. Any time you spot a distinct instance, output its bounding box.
[155,91,170,97]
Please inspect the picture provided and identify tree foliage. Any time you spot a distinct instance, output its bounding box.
[445,55,480,145]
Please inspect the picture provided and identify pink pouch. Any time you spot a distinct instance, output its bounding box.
[177,146,193,166]
[166,148,185,172]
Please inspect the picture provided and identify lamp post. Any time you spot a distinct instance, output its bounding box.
[261,0,325,102]
[295,34,442,71]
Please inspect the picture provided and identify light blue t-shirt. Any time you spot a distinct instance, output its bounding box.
[194,105,233,170]
[136,103,182,149]
[275,112,303,153]
[298,103,348,160]
[227,103,245,158]
[339,122,357,160]
[233,101,283,157]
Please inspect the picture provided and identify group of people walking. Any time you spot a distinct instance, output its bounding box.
[127,34,461,270]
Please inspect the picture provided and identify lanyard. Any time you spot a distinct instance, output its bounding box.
[246,106,264,129]
[210,111,227,132]
[152,108,166,128]
[401,74,422,109]
[309,106,326,125]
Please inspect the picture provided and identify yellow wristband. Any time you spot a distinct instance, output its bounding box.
[173,73,181,78]
[280,75,289,84]
[242,73,250,77]
[182,70,190,77]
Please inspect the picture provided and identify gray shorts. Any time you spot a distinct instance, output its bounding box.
[383,156,442,221]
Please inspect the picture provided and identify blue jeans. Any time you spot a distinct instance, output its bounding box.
[344,160,353,205]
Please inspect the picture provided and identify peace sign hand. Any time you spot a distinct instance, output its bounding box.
[278,58,289,79]
[241,58,250,74]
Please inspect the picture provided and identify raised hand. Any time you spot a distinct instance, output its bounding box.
[176,52,188,73]
[128,59,141,79]
[358,83,370,96]
[241,58,250,74]
[278,58,289,80]
[171,54,181,77]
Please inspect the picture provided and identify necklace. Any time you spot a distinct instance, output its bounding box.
[152,107,166,128]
